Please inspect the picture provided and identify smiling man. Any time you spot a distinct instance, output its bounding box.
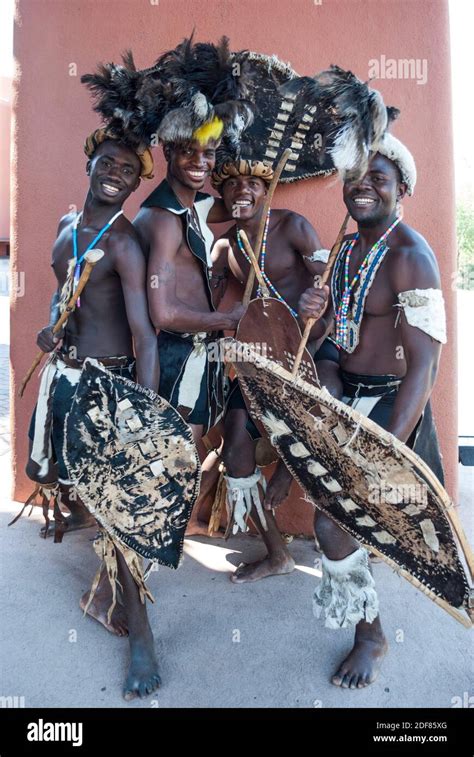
[210,157,337,581]
[133,132,247,535]
[298,133,446,689]
[25,129,162,700]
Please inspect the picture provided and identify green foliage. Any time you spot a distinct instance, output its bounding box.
[456,202,474,289]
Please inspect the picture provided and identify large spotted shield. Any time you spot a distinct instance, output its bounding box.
[229,342,472,626]
[64,359,201,568]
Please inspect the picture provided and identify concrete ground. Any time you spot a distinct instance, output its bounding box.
[0,257,472,709]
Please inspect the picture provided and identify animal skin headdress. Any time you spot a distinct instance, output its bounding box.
[374,131,417,195]
[81,36,254,163]
[211,158,274,191]
[84,127,155,180]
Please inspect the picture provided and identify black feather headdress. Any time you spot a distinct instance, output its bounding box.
[81,36,254,160]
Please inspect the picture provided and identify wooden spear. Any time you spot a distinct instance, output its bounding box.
[291,212,350,378]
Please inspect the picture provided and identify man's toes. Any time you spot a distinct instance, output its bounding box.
[331,670,345,687]
[340,673,353,689]
[349,675,360,690]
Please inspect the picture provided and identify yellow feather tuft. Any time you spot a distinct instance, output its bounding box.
[193,117,224,145]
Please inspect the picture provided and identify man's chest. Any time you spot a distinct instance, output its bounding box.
[230,236,300,282]
[52,229,115,288]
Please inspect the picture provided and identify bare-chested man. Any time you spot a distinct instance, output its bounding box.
[210,158,340,582]
[133,135,245,535]
[299,134,446,689]
[26,131,161,700]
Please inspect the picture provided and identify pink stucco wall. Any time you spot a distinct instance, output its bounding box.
[0,76,12,248]
[10,0,458,533]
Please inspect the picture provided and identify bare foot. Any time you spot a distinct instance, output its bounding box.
[230,554,295,583]
[80,590,129,637]
[185,519,224,538]
[123,632,161,701]
[41,512,96,538]
[331,625,388,689]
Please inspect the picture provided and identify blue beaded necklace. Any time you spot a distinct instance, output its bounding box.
[236,210,298,318]
[72,209,123,305]
[335,216,401,349]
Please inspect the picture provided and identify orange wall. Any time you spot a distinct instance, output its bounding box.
[11,0,458,533]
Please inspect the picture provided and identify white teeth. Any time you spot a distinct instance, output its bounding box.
[354,197,375,205]
[102,183,120,194]
[188,171,205,178]
[235,200,251,206]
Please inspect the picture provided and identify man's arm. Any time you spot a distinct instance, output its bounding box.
[207,196,235,224]
[147,211,244,333]
[386,245,443,443]
[287,212,327,278]
[112,234,160,392]
[286,213,332,339]
[36,214,73,352]
[209,237,232,307]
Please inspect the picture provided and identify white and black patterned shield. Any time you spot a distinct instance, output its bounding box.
[64,360,201,568]
[228,342,473,627]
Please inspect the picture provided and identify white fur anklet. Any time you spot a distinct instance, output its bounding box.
[225,469,267,535]
[313,547,379,629]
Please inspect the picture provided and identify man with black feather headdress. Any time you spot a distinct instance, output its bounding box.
[82,36,255,535]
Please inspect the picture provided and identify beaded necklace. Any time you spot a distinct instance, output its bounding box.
[236,210,298,318]
[334,216,401,349]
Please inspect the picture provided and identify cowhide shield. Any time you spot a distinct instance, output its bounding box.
[234,297,318,446]
[64,360,201,568]
[229,342,472,621]
[230,51,341,183]
[230,52,335,183]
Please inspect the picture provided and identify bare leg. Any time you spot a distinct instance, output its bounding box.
[26,441,95,537]
[314,511,388,688]
[119,549,160,700]
[80,566,129,637]
[41,484,96,537]
[185,423,224,537]
[223,408,295,583]
[315,360,344,399]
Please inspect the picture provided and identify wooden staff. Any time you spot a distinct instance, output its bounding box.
[238,230,270,297]
[291,212,350,378]
[19,249,104,397]
[242,147,293,306]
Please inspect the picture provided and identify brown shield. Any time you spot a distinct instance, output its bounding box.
[234,297,319,465]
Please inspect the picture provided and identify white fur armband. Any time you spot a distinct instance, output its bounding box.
[396,288,447,344]
[303,248,330,264]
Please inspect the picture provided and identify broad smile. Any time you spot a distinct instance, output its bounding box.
[101,182,122,197]
[351,195,378,207]
[233,197,254,207]
[186,169,207,181]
